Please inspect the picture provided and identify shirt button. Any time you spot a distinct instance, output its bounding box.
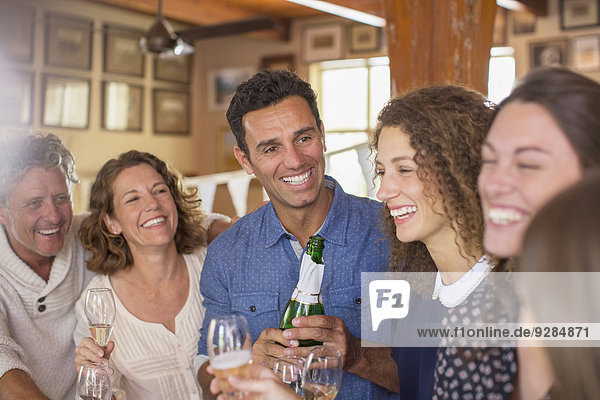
[284,234,291,239]
[249,305,256,312]
[38,305,46,312]
[354,298,361,305]
[38,297,46,303]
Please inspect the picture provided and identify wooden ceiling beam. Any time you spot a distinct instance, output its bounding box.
[179,17,289,41]
[88,0,260,25]
[87,0,289,40]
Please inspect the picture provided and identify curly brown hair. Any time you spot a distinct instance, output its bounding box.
[372,85,494,273]
[79,150,207,274]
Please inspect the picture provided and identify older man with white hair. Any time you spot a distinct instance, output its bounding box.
[0,132,94,400]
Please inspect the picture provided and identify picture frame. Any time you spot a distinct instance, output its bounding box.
[217,126,241,172]
[260,54,295,72]
[493,7,508,46]
[560,0,600,30]
[0,4,35,63]
[155,55,191,83]
[530,38,568,69]
[512,10,537,34]
[0,70,33,125]
[45,13,93,70]
[104,25,145,77]
[349,23,382,53]
[572,34,600,71]
[302,23,344,63]
[102,81,143,132]
[153,89,189,134]
[208,66,253,111]
[42,74,90,129]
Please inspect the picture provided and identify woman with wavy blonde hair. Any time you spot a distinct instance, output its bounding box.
[72,150,228,400]
[373,85,514,399]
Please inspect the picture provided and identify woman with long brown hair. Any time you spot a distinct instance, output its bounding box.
[374,85,514,399]
[73,150,228,400]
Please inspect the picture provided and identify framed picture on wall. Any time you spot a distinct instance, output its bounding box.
[512,10,536,34]
[45,13,93,70]
[530,38,568,69]
[349,23,382,53]
[572,34,600,71]
[302,23,344,63]
[0,4,35,63]
[208,66,253,111]
[153,89,189,134]
[0,70,33,125]
[260,54,295,71]
[560,0,600,30]
[104,25,145,76]
[102,81,143,132]
[42,74,90,129]
[155,55,191,83]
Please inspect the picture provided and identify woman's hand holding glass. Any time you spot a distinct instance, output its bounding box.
[76,288,116,376]
[208,363,301,400]
[207,315,254,399]
[302,346,343,400]
[84,288,116,349]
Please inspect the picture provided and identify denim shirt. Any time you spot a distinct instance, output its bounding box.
[198,176,397,400]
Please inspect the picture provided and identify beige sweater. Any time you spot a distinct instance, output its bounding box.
[0,214,94,400]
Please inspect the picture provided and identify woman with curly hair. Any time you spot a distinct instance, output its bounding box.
[72,150,229,400]
[374,85,514,399]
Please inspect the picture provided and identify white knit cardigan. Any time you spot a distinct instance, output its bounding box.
[0,214,94,400]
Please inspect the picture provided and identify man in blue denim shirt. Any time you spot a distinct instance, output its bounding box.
[196,70,398,400]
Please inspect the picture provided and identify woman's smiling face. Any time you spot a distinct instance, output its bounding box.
[478,101,582,258]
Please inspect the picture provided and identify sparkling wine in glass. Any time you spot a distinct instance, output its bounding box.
[273,355,305,394]
[76,362,112,400]
[302,346,343,400]
[207,314,253,400]
[84,288,116,348]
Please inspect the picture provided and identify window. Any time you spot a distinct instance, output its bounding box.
[488,47,516,105]
[310,57,390,198]
[311,51,515,198]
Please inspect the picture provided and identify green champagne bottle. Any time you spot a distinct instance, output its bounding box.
[279,235,325,347]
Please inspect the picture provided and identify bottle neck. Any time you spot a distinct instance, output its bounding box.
[307,236,324,264]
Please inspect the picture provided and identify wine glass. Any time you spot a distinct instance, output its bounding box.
[76,362,112,400]
[273,355,305,394]
[84,288,116,349]
[207,314,253,399]
[302,346,343,400]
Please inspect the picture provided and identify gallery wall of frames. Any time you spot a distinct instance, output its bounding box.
[0,2,191,135]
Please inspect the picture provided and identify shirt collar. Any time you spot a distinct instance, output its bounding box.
[432,255,494,308]
[263,175,348,249]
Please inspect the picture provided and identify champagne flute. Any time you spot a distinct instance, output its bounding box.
[84,288,116,349]
[273,356,305,394]
[76,362,112,400]
[207,314,253,400]
[302,346,343,400]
